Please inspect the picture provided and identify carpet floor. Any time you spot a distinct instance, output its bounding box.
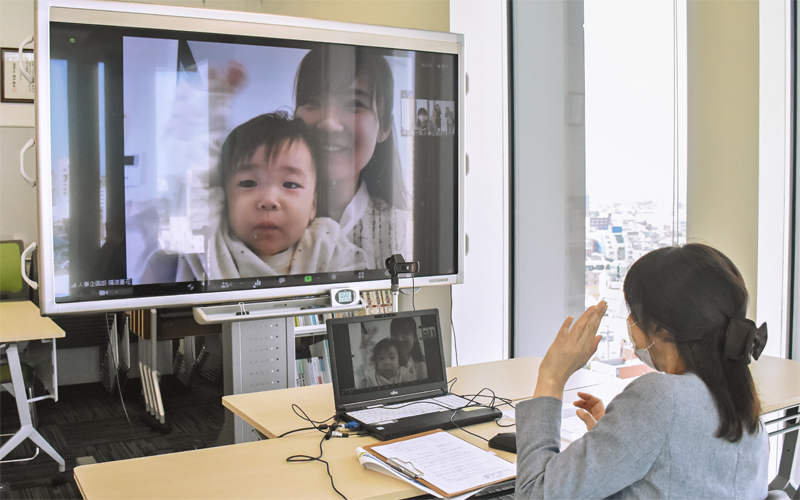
[0,374,224,500]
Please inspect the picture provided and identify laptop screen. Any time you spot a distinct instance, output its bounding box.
[327,309,449,409]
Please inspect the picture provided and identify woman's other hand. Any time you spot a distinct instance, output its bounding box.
[533,301,607,400]
[574,391,605,431]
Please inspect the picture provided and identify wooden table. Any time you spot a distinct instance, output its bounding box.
[0,300,66,471]
[73,419,516,500]
[222,357,616,439]
[73,355,800,499]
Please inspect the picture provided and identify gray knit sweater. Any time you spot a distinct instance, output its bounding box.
[515,372,769,499]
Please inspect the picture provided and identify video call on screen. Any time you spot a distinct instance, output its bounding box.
[48,22,459,303]
[329,313,444,396]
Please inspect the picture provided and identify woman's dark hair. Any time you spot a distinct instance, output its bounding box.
[623,243,761,443]
[218,111,320,193]
[294,46,407,213]
[390,317,425,363]
[371,337,400,363]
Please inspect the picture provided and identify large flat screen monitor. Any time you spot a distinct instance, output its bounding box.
[33,0,464,315]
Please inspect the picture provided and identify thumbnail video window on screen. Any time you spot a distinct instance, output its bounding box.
[47,23,458,302]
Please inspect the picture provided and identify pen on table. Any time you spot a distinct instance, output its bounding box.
[386,458,421,479]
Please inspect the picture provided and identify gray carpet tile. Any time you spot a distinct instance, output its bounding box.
[0,375,223,500]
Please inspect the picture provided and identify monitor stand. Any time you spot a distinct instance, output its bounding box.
[194,295,364,444]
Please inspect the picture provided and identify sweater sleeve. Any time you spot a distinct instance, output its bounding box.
[515,374,678,499]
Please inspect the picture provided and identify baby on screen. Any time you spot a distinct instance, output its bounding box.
[176,112,367,279]
[365,338,417,387]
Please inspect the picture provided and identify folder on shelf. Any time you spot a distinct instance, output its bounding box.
[359,430,515,499]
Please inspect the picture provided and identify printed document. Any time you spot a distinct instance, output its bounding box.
[369,431,516,496]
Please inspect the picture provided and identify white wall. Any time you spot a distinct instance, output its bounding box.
[0,0,38,244]
[0,0,36,128]
[449,0,510,365]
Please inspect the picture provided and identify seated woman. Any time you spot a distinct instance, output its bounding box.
[515,243,770,499]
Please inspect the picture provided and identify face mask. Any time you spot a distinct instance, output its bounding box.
[627,319,659,371]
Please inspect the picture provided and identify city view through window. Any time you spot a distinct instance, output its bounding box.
[584,0,686,366]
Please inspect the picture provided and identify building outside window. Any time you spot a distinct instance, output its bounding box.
[584,0,687,364]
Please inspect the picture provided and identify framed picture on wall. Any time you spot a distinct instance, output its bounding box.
[1,48,34,103]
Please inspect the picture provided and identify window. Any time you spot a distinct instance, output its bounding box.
[512,0,686,361]
[584,0,686,361]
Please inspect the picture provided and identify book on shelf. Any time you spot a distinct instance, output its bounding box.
[367,291,380,315]
[309,339,332,384]
[295,338,332,387]
[382,290,392,313]
[293,289,392,332]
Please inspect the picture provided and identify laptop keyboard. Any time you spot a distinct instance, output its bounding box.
[347,394,476,424]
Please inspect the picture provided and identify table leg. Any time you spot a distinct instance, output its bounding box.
[0,343,65,472]
[769,406,799,498]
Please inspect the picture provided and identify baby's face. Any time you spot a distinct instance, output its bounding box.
[226,141,316,257]
[376,345,400,380]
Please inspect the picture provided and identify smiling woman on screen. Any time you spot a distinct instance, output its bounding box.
[294,47,411,269]
[515,243,769,499]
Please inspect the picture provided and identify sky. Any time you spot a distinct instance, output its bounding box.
[584,0,686,208]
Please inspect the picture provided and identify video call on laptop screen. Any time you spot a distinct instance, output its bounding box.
[329,312,446,397]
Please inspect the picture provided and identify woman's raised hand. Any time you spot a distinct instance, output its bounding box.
[533,301,608,400]
[573,391,605,431]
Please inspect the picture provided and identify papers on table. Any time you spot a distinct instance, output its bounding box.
[357,447,443,497]
[360,430,516,498]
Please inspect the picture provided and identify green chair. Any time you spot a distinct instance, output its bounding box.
[0,240,29,301]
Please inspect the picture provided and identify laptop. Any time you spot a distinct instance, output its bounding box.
[326,308,502,441]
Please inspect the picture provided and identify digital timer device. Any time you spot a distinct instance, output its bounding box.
[331,288,359,307]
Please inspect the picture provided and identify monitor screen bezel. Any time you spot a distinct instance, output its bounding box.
[33,0,465,315]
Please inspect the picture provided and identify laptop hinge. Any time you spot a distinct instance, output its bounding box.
[342,389,447,411]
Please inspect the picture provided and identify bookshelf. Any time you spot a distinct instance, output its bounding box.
[292,289,395,387]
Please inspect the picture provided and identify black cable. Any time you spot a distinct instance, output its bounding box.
[277,426,323,438]
[286,417,347,500]
[445,388,503,442]
[291,403,336,427]
[442,388,516,441]
[276,404,337,437]
[458,392,515,410]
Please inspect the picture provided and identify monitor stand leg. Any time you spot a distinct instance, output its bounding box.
[217,317,296,445]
